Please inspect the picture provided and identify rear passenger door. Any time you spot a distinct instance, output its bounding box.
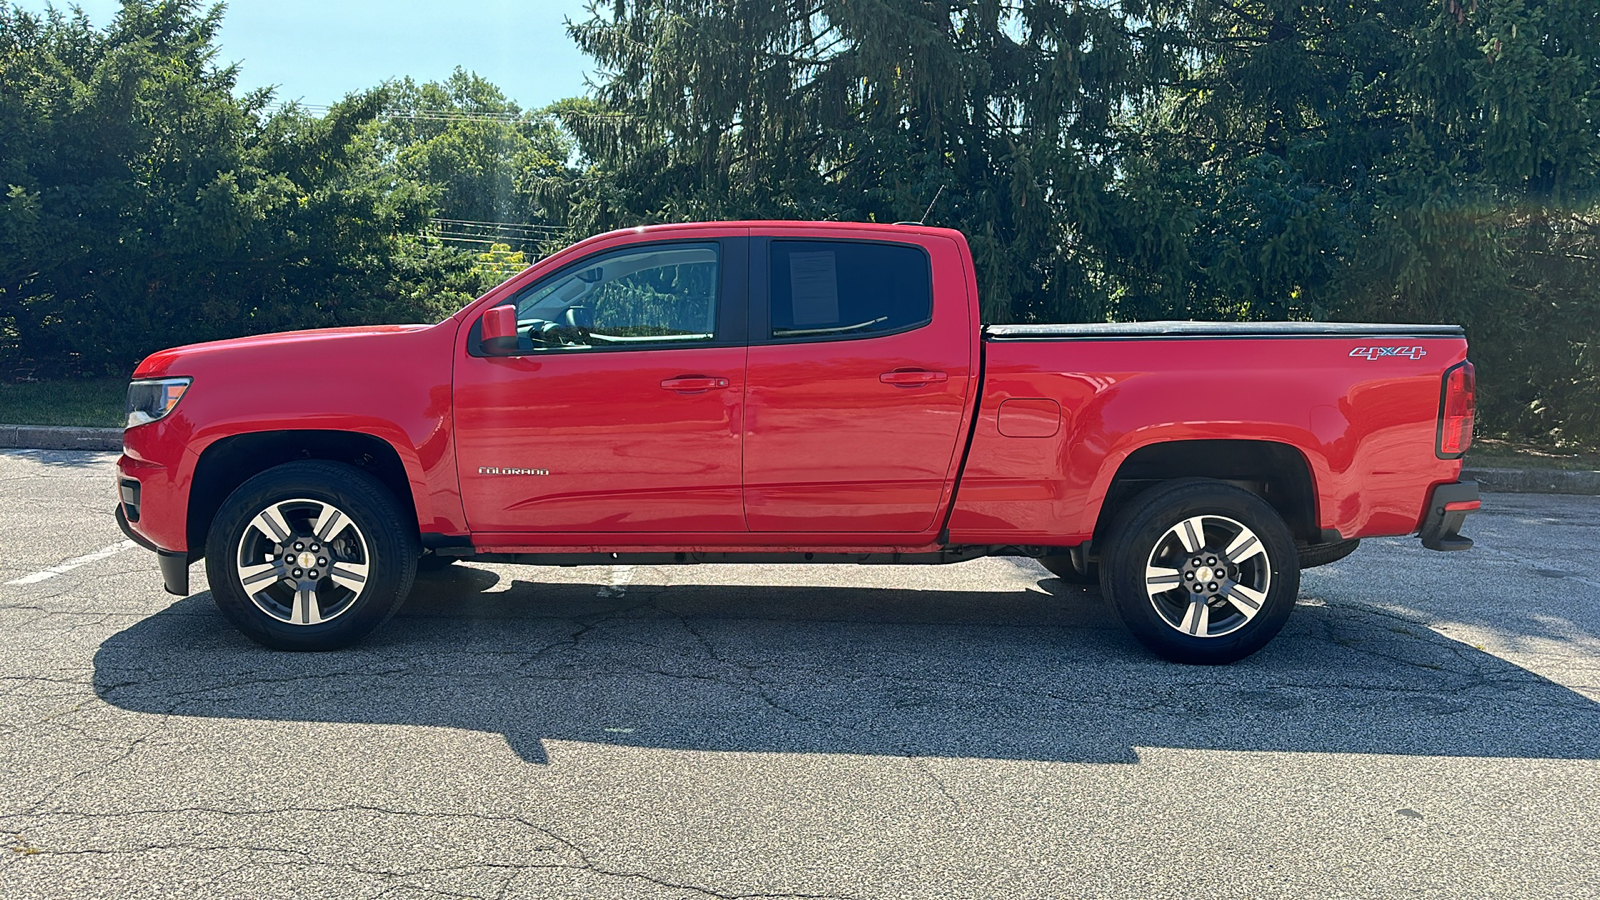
[742,232,975,534]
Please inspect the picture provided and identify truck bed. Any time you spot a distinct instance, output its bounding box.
[951,323,1471,548]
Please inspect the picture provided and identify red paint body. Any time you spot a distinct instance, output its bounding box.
[119,221,1468,561]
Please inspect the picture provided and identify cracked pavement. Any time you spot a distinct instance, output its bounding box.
[1,448,1598,898]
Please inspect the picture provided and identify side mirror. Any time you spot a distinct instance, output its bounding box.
[480,305,519,355]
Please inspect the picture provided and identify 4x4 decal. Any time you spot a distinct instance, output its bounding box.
[1350,346,1427,360]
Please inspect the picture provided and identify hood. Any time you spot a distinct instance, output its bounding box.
[132,324,435,378]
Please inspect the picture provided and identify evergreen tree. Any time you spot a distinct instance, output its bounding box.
[561,0,1600,444]
[558,0,1182,324]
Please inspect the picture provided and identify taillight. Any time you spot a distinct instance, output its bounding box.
[1437,361,1475,458]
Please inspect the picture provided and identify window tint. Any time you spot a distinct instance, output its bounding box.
[768,241,932,340]
[510,243,719,350]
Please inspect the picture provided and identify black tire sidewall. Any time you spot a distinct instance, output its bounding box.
[206,460,418,651]
[1102,479,1300,665]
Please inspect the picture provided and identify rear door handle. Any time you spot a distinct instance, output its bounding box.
[879,369,948,387]
[661,375,731,394]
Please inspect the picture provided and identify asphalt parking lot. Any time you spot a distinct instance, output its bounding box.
[1,448,1597,899]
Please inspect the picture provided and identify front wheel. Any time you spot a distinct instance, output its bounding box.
[1100,479,1300,665]
[206,460,419,651]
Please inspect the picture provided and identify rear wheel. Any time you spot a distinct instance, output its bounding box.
[206,461,418,651]
[1100,479,1299,665]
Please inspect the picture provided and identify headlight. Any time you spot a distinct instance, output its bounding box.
[126,377,191,428]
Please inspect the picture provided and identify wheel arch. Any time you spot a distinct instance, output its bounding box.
[188,430,422,555]
[1086,439,1324,555]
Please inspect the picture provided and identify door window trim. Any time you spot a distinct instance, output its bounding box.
[749,236,934,347]
[467,237,749,357]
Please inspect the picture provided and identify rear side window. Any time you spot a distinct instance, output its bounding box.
[767,241,932,340]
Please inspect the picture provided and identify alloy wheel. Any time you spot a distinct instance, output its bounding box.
[1143,514,1272,639]
[234,498,370,626]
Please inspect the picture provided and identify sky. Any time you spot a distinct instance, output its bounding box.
[13,0,598,110]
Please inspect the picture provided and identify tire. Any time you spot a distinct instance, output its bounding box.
[1038,554,1099,585]
[1099,478,1300,665]
[1298,538,1360,569]
[206,460,419,651]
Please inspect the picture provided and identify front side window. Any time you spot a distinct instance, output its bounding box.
[768,240,932,340]
[510,242,719,350]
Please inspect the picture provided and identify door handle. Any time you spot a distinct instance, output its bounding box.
[879,369,948,387]
[661,375,731,394]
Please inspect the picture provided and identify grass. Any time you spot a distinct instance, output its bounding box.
[1465,437,1600,472]
[0,378,127,428]
[1,378,1598,473]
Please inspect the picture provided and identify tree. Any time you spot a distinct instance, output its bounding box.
[377,69,573,235]
[4,0,1595,444]
[556,0,1186,325]
[0,1,480,375]
[559,0,1600,444]
[1139,0,1600,442]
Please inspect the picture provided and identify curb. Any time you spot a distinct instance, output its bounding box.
[1463,466,1600,496]
[0,425,1596,495]
[0,425,122,452]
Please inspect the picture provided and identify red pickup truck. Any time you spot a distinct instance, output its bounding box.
[116,221,1478,664]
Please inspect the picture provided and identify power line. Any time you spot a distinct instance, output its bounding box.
[425,220,570,243]
[421,218,572,259]
[428,218,569,234]
[260,103,640,124]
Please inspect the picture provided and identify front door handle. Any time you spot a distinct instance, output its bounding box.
[661,375,731,394]
[879,369,948,388]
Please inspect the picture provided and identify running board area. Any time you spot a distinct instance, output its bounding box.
[429,545,1072,567]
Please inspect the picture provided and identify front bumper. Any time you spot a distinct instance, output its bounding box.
[1419,480,1479,552]
[117,504,193,596]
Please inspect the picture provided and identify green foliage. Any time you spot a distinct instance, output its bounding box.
[587,260,717,337]
[0,1,492,375]
[2,0,1596,445]
[557,0,1182,326]
[1154,0,1600,444]
[473,242,529,282]
[377,69,573,231]
[562,0,1600,445]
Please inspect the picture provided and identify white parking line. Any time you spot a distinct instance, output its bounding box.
[6,540,137,585]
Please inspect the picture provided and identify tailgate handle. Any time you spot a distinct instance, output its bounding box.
[880,369,948,387]
[661,375,730,393]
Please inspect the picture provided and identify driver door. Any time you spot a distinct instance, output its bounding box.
[453,236,750,534]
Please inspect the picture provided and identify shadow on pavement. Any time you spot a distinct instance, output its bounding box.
[93,563,1600,765]
[0,448,117,469]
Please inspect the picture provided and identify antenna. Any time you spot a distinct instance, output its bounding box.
[919,185,945,225]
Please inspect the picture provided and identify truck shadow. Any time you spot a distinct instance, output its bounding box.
[0,448,118,468]
[92,564,1600,765]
